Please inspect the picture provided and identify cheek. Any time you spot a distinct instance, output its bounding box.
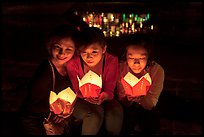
[141,61,148,67]
[66,52,75,59]
[127,60,133,67]
[51,50,57,57]
[81,55,87,61]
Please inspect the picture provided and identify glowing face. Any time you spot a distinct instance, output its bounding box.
[80,43,106,67]
[51,38,75,66]
[126,45,148,74]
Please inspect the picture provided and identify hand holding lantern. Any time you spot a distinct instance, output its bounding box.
[43,112,65,135]
[43,87,76,135]
[84,91,106,105]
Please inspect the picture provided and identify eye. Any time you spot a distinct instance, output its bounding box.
[140,57,147,61]
[80,51,87,55]
[92,50,98,55]
[53,45,60,50]
[128,57,134,60]
[65,48,73,52]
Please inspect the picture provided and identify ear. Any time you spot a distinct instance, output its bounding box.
[102,45,107,54]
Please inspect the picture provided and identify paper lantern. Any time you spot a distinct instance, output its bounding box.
[78,70,102,98]
[121,72,152,97]
[49,87,76,116]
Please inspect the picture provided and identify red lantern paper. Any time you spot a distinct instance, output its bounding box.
[78,70,102,98]
[121,72,152,97]
[49,87,76,117]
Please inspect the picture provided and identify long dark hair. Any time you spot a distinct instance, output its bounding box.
[45,24,80,56]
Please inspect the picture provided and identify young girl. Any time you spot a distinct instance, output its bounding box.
[66,27,123,135]
[116,33,165,135]
[21,24,79,135]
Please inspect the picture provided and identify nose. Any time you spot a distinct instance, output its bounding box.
[87,53,93,58]
[134,59,140,64]
[58,48,64,55]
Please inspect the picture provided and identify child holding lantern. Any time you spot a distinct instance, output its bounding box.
[21,24,79,135]
[66,27,123,135]
[116,33,165,135]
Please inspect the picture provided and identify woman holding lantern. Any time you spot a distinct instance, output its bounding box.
[115,33,165,135]
[66,27,123,135]
[21,24,79,135]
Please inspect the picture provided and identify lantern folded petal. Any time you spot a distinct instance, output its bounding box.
[121,72,152,97]
[77,70,102,98]
[49,87,76,115]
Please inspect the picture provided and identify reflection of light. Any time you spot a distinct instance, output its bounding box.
[103,31,107,37]
[101,12,104,17]
[125,22,128,27]
[110,31,113,37]
[151,25,154,30]
[111,16,114,22]
[140,22,143,28]
[76,11,155,37]
[74,11,78,15]
[129,19,132,24]
[147,13,150,20]
[116,30,120,37]
[103,17,107,23]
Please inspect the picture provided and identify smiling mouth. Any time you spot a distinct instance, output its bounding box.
[57,56,67,60]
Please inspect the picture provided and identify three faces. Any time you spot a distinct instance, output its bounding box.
[50,38,148,75]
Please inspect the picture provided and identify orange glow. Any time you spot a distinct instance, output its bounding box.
[121,72,151,97]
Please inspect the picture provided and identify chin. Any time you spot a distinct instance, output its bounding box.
[57,60,67,65]
[85,62,95,67]
[133,70,142,74]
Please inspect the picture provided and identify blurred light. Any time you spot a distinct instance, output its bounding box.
[151,25,154,30]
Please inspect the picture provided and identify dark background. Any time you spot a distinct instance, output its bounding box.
[1,2,202,135]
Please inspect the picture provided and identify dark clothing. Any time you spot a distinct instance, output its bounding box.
[116,61,164,135]
[21,60,72,135]
[121,102,160,135]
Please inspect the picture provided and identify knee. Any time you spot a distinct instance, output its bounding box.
[87,106,104,121]
[109,101,123,116]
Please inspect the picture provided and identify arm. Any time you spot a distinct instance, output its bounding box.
[21,60,52,135]
[100,54,119,101]
[139,63,165,110]
[115,61,133,107]
[66,55,83,98]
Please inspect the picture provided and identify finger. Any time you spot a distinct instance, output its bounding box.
[58,118,64,123]
[55,117,62,124]
[53,115,57,121]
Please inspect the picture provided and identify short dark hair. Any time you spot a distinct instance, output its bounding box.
[78,27,106,51]
[45,24,79,55]
[122,33,155,67]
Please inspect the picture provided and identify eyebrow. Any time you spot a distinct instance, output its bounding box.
[127,53,147,56]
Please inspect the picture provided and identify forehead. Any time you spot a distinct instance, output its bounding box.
[82,43,103,50]
[58,38,75,47]
[126,45,147,56]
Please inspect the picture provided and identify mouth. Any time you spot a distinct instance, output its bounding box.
[86,60,94,64]
[133,68,141,71]
[57,56,67,60]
